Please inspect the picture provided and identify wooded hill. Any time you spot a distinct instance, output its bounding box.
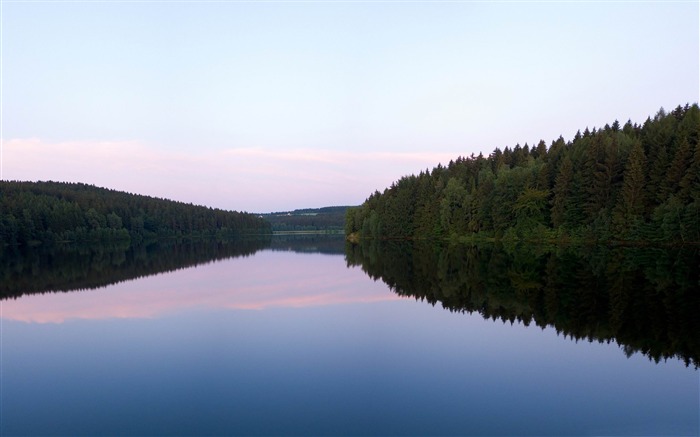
[346,104,700,243]
[261,206,349,232]
[0,181,271,246]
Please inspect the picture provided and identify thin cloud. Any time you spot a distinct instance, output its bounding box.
[3,138,455,211]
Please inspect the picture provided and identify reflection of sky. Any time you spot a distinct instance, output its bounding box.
[3,294,698,436]
[1,250,399,323]
[2,248,699,436]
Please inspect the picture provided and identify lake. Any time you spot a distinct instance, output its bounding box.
[1,236,698,436]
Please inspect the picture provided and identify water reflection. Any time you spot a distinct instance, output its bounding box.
[1,237,271,300]
[2,237,698,436]
[269,233,347,255]
[346,240,700,367]
[1,235,396,323]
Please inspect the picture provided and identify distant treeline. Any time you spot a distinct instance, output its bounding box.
[0,181,272,246]
[262,206,349,232]
[346,104,700,243]
[346,240,700,367]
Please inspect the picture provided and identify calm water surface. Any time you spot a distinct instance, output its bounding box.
[1,237,698,436]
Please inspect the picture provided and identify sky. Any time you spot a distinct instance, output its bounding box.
[1,0,698,213]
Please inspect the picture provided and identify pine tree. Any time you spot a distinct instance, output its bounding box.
[551,156,574,228]
[666,137,692,197]
[646,144,670,206]
[532,140,547,160]
[622,140,647,216]
[679,141,700,203]
[582,134,607,222]
[613,139,647,236]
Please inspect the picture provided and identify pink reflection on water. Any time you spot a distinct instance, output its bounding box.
[1,251,399,324]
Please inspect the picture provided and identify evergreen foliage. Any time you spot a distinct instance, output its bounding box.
[261,206,349,232]
[0,181,272,246]
[346,104,700,243]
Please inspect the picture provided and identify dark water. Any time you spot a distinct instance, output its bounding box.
[1,236,698,436]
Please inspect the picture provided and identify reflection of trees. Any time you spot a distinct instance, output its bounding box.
[1,237,271,300]
[346,241,700,368]
[268,234,346,255]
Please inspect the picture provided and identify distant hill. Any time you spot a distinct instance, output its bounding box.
[260,206,352,232]
[0,181,271,247]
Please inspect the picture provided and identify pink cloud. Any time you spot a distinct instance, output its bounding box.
[1,251,403,324]
[3,138,455,212]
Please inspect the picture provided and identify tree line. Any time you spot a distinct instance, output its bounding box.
[346,104,700,243]
[261,206,349,232]
[0,181,272,246]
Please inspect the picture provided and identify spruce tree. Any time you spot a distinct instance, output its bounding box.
[551,156,574,228]
[613,139,647,236]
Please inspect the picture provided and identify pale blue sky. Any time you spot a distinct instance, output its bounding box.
[2,1,698,212]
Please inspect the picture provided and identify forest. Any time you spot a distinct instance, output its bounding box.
[261,206,349,232]
[346,104,700,243]
[0,181,271,247]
